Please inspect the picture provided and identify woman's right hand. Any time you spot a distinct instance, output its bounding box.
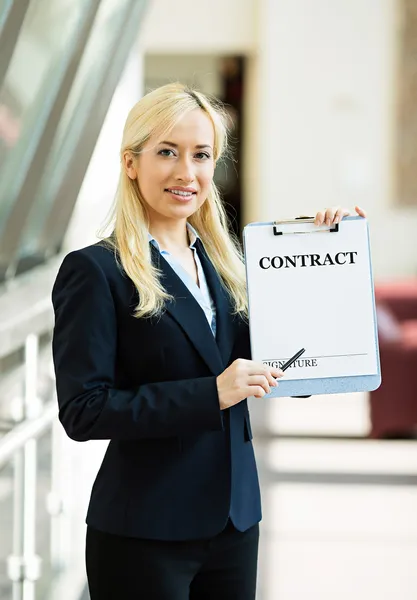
[216,359,284,410]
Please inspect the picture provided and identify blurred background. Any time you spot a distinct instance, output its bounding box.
[1,0,417,598]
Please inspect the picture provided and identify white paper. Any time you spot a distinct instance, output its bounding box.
[244,218,378,380]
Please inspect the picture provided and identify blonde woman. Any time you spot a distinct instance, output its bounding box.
[52,83,366,599]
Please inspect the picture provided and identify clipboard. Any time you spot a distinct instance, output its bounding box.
[242,216,381,397]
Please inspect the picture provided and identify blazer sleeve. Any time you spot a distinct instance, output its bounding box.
[52,250,224,442]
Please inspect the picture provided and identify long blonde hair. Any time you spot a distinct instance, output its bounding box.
[100,82,248,318]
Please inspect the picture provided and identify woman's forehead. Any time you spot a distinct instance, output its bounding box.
[153,110,215,147]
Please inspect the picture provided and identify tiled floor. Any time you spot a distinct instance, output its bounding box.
[254,392,417,600]
[256,442,417,600]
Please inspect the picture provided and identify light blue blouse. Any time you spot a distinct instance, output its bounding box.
[148,223,217,337]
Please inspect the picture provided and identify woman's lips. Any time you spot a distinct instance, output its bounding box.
[165,190,196,202]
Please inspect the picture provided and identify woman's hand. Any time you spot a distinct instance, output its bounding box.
[313,205,367,226]
[216,359,284,410]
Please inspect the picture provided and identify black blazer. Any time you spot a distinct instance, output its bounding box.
[51,239,261,541]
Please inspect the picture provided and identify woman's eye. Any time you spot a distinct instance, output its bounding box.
[158,148,175,157]
[158,149,210,160]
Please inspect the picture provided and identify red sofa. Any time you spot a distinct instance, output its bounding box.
[369,280,417,438]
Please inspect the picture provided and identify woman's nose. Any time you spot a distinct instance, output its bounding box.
[175,157,195,183]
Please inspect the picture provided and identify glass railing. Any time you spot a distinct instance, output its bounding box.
[0,427,55,600]
[0,0,91,228]
[0,0,148,282]
[0,460,13,600]
[0,332,59,600]
[17,0,135,265]
[0,1,17,37]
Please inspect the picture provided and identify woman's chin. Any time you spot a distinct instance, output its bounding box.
[148,199,202,221]
[166,205,198,219]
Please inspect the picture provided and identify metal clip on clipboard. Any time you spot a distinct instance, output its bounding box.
[273,216,340,236]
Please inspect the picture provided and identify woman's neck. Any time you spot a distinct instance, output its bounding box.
[149,220,190,252]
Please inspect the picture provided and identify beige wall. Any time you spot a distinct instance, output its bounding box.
[140,0,258,54]
[141,0,417,279]
[248,0,417,280]
[145,55,223,97]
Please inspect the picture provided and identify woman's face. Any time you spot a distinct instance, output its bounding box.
[125,109,215,225]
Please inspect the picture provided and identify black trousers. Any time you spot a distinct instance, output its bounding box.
[86,519,259,599]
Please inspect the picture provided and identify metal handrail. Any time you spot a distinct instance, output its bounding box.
[0,401,57,469]
[0,256,62,360]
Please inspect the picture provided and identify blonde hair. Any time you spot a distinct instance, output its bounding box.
[100,82,248,319]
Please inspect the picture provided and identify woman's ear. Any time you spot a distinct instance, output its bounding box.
[122,151,137,180]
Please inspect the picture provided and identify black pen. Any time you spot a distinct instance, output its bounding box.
[280,348,306,372]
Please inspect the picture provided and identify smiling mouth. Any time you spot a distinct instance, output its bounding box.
[165,189,197,198]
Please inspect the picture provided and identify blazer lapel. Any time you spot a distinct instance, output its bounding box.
[150,244,224,375]
[195,239,235,368]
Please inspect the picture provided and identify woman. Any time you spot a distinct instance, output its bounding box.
[52,82,366,599]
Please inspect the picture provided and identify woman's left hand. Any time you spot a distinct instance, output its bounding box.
[313,205,367,227]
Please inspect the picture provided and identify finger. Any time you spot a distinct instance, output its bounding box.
[247,385,266,399]
[355,205,367,218]
[260,368,282,386]
[251,373,280,390]
[327,207,344,225]
[334,207,350,224]
[265,367,284,384]
[324,208,334,225]
[248,375,271,394]
[268,369,284,383]
[314,211,325,226]
[247,362,282,380]
[247,362,284,393]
